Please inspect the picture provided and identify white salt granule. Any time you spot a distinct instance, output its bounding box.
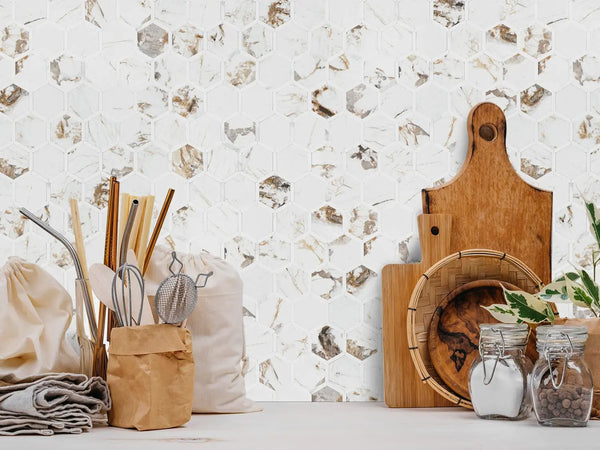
[470,357,524,418]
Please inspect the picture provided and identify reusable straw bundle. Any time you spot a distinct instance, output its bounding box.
[93,177,175,379]
[19,176,175,380]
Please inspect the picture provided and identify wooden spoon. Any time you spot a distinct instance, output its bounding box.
[89,263,119,315]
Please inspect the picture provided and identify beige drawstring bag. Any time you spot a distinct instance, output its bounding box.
[0,257,79,379]
[146,246,259,413]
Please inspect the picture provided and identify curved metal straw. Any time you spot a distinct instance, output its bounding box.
[19,208,98,342]
[119,200,139,267]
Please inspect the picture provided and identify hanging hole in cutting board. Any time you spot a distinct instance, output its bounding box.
[479,124,497,142]
[430,226,439,236]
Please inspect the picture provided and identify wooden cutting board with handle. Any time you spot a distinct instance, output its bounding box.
[382,214,454,407]
[382,102,552,407]
[422,102,552,283]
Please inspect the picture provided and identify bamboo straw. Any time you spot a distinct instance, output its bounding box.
[142,189,174,324]
[135,195,155,268]
[142,189,174,275]
[93,177,119,379]
[69,198,97,333]
[106,180,120,338]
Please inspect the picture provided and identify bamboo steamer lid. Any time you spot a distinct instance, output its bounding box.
[406,249,542,408]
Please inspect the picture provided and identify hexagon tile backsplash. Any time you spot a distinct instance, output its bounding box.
[0,0,599,402]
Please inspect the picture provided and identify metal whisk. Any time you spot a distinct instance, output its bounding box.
[155,252,213,325]
[112,200,145,327]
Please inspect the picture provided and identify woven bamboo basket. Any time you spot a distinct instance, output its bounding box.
[406,249,543,408]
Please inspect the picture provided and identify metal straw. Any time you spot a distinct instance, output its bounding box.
[19,208,98,342]
[119,200,139,266]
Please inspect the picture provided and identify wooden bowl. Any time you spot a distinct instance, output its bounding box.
[407,249,542,408]
[428,279,520,400]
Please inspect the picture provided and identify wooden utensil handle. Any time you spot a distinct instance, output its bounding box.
[469,102,506,148]
[417,214,452,267]
[382,213,453,408]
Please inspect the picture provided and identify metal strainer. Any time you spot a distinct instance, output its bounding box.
[155,252,213,325]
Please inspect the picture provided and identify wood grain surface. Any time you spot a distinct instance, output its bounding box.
[382,214,454,408]
[428,279,519,399]
[407,250,542,407]
[382,102,552,408]
[422,102,552,284]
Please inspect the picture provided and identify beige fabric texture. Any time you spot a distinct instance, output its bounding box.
[146,246,260,414]
[0,258,79,379]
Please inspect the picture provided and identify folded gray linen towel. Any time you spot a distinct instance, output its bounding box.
[0,373,111,436]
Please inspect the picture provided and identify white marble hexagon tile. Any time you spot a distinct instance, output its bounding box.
[0,0,599,401]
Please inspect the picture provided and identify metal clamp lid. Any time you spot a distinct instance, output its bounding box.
[544,331,574,390]
[479,327,506,385]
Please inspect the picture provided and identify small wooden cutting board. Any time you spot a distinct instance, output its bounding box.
[382,214,454,408]
[382,102,552,408]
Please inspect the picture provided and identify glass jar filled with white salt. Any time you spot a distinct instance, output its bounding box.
[468,323,533,420]
[532,325,593,427]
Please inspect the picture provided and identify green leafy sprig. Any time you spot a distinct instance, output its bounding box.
[483,199,600,324]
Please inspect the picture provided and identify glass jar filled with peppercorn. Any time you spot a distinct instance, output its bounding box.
[532,325,593,427]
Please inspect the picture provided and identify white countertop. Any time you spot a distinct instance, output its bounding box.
[4,402,598,449]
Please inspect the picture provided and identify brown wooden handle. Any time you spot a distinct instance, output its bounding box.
[469,102,506,151]
[454,102,513,183]
[417,214,452,267]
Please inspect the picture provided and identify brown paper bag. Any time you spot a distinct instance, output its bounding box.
[554,318,600,419]
[107,324,194,430]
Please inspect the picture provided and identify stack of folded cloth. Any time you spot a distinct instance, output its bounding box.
[0,373,111,436]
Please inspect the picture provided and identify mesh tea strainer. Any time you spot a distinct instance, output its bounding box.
[155,252,213,325]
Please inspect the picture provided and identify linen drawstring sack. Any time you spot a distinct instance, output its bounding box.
[0,257,79,379]
[146,246,259,413]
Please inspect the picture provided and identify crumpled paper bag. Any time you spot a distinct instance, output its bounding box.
[107,324,194,430]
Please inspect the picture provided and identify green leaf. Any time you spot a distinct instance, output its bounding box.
[481,304,523,324]
[564,273,594,309]
[572,287,594,308]
[555,272,581,282]
[585,200,600,251]
[539,280,570,302]
[579,269,600,310]
[502,288,553,324]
